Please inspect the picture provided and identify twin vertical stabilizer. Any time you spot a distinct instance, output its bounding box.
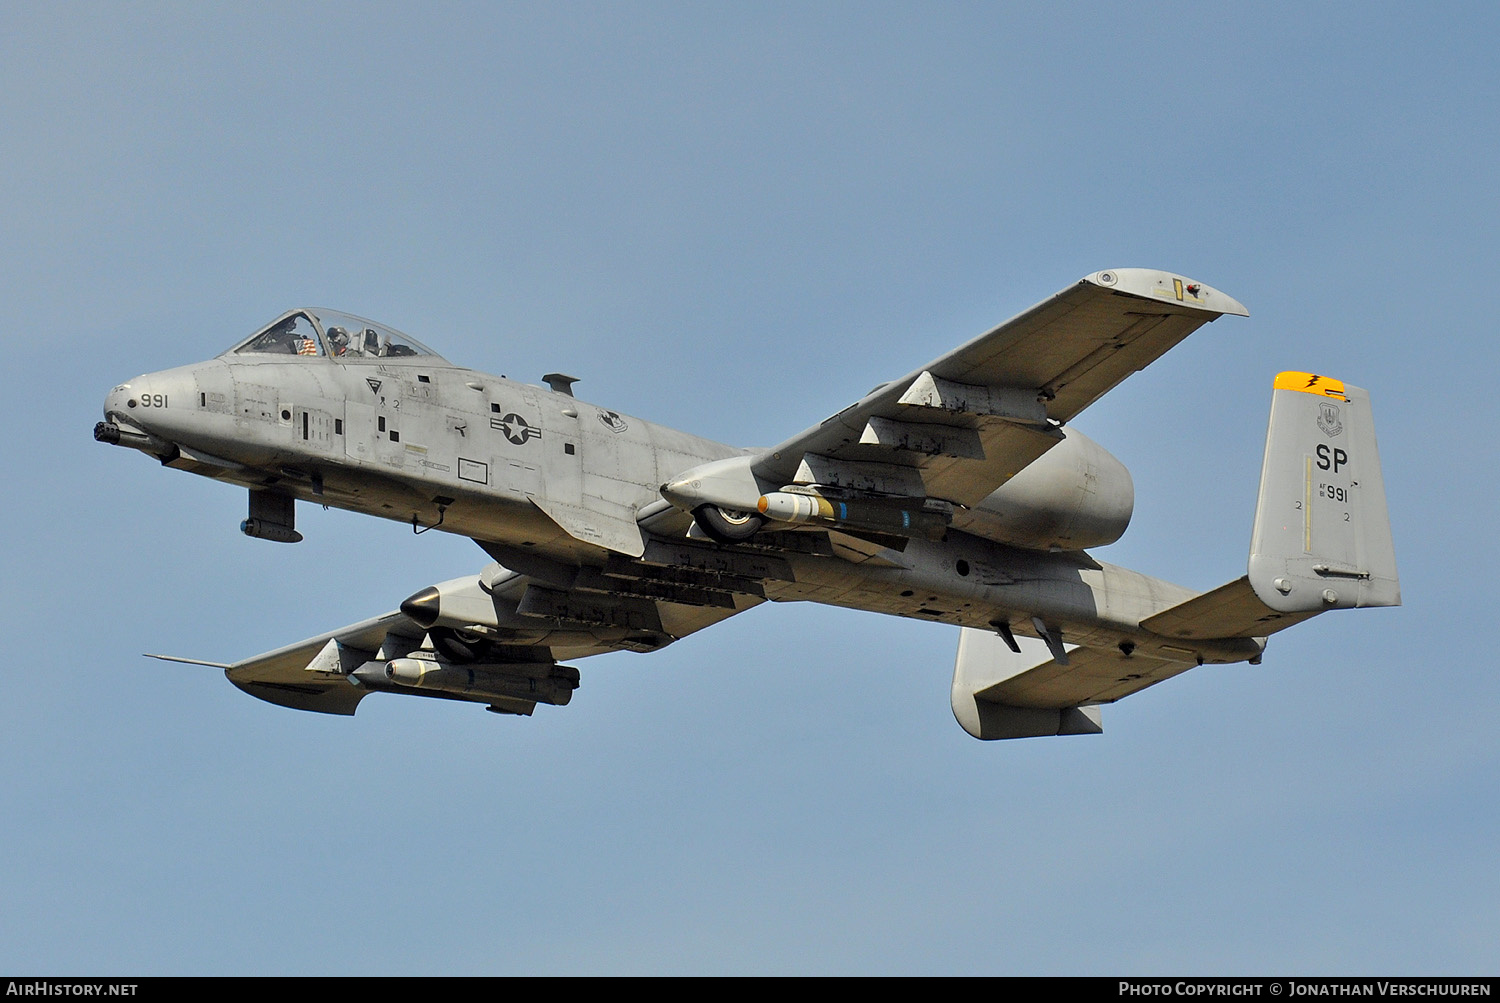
[951,371,1400,740]
[1247,373,1400,612]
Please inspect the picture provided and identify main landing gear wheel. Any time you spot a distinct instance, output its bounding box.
[692,505,766,544]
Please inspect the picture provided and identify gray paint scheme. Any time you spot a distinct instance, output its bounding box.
[97,271,1397,739]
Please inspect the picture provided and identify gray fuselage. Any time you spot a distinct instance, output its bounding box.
[101,346,1258,668]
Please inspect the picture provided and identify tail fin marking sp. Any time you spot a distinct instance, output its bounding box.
[1247,372,1400,613]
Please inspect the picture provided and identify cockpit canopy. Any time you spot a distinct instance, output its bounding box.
[228,309,446,363]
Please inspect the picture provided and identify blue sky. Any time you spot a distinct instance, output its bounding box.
[2,2,1495,974]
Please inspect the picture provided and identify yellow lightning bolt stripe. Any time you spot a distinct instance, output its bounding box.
[1274,371,1347,400]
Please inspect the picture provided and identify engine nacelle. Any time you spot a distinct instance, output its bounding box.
[957,426,1133,550]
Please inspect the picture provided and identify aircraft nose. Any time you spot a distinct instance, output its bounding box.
[102,382,133,423]
[97,364,210,452]
[105,365,207,434]
[96,376,172,452]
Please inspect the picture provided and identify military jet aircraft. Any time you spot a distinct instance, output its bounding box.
[95,269,1398,739]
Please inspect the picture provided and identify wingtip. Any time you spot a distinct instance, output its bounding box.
[1085,268,1249,317]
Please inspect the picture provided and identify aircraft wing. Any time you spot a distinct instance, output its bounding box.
[220,611,419,716]
[155,551,767,716]
[753,268,1248,507]
[147,612,419,716]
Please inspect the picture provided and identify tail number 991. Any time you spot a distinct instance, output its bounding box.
[1319,483,1348,503]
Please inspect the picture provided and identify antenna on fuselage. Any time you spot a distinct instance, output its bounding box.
[542,373,579,396]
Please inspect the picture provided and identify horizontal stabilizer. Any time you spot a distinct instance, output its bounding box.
[1141,576,1318,640]
[954,628,1118,740]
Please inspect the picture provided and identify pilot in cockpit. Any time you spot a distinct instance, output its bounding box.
[232,310,441,362]
[240,316,321,355]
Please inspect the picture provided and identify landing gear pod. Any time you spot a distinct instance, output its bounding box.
[691,505,766,543]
